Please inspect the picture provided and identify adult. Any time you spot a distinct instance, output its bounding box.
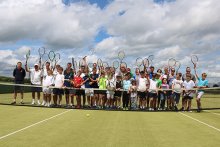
[182,67,196,82]
[25,63,42,105]
[64,63,74,107]
[12,62,26,104]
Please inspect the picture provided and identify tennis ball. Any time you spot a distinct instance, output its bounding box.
[86,114,90,117]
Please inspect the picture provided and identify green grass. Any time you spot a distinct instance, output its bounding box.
[0,93,220,147]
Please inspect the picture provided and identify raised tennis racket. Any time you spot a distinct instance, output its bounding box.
[168,58,176,68]
[54,53,60,65]
[191,55,198,68]
[113,60,119,69]
[72,57,75,70]
[97,58,103,68]
[118,51,125,63]
[136,57,143,68]
[48,51,55,69]
[25,49,31,65]
[102,62,109,68]
[38,47,46,64]
[148,55,154,65]
[175,61,181,73]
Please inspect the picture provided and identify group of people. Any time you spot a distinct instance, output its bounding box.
[12,58,209,112]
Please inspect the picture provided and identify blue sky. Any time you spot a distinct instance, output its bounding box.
[0,0,220,82]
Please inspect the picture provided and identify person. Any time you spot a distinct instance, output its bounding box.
[53,67,64,107]
[97,72,107,109]
[25,63,42,105]
[137,71,148,110]
[167,68,176,110]
[42,70,54,107]
[82,71,92,107]
[122,73,131,110]
[64,63,74,107]
[41,61,51,105]
[149,66,155,79]
[72,70,84,109]
[194,66,208,112]
[172,73,183,111]
[147,73,158,111]
[89,68,99,107]
[129,80,138,110]
[182,74,195,112]
[159,78,169,110]
[12,62,26,104]
[106,73,116,109]
[115,73,123,109]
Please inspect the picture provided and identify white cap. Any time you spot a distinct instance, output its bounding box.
[34,63,39,66]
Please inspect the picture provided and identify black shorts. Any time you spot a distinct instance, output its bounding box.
[14,81,24,92]
[64,89,70,95]
[166,90,172,97]
[148,92,157,99]
[183,95,193,100]
[31,84,42,92]
[96,90,107,95]
[115,91,122,97]
[138,91,146,100]
[53,88,64,95]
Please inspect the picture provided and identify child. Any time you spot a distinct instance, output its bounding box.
[182,74,195,112]
[159,78,169,110]
[53,67,64,107]
[106,73,115,109]
[147,73,158,111]
[42,70,54,107]
[129,80,138,110]
[172,73,183,111]
[194,67,208,112]
[82,71,92,108]
[98,72,107,109]
[64,67,74,108]
[115,74,123,109]
[122,73,131,110]
[137,71,148,110]
[72,70,84,109]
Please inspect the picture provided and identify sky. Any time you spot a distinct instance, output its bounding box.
[0,0,220,82]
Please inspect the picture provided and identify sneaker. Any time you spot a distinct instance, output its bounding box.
[20,101,24,104]
[41,101,45,106]
[31,100,35,105]
[37,100,41,105]
[188,110,192,113]
[123,107,126,111]
[197,108,201,113]
[11,101,16,105]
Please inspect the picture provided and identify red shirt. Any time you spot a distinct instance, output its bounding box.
[73,76,83,88]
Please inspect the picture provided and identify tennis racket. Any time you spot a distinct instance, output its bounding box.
[102,62,109,68]
[25,49,31,65]
[54,53,60,65]
[118,51,125,63]
[48,51,55,70]
[79,59,85,68]
[113,60,119,69]
[191,55,198,68]
[97,58,103,68]
[168,58,176,68]
[136,57,143,68]
[175,61,181,73]
[38,47,46,64]
[148,55,154,65]
[72,57,75,70]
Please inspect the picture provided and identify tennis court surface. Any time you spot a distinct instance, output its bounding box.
[0,92,220,147]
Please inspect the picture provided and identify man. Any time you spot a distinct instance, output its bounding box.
[64,63,74,107]
[42,61,51,105]
[12,62,26,104]
[25,63,42,105]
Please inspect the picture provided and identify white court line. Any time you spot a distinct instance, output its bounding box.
[179,112,220,132]
[0,110,71,140]
[203,110,220,116]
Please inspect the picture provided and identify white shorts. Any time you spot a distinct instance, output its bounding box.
[197,91,204,99]
[107,91,114,99]
[85,89,94,97]
[43,88,52,94]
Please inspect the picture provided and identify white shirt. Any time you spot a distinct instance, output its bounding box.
[138,77,148,92]
[172,79,183,93]
[43,75,54,87]
[183,80,195,97]
[54,73,64,88]
[149,79,157,93]
[30,69,42,85]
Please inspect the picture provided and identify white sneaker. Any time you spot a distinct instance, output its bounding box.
[31,100,35,105]
[41,101,45,106]
[37,100,41,105]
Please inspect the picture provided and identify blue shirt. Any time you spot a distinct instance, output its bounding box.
[64,72,73,87]
[83,75,91,88]
[123,80,131,91]
[197,77,208,92]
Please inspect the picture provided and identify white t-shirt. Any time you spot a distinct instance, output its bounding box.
[43,75,54,87]
[30,69,42,85]
[138,77,148,92]
[149,79,157,93]
[172,79,183,93]
[183,80,195,97]
[54,74,64,88]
